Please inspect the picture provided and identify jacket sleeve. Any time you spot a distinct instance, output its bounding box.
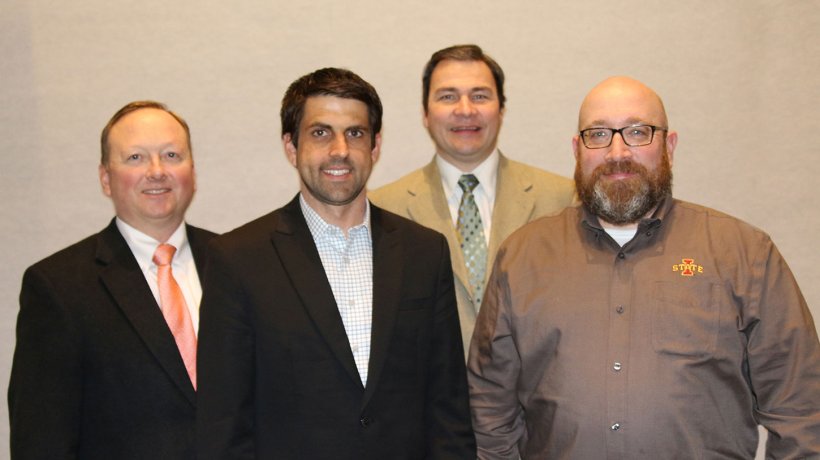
[425,235,477,459]
[467,249,527,459]
[9,266,82,460]
[196,240,256,460]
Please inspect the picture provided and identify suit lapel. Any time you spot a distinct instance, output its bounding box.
[489,154,535,271]
[270,198,362,388]
[96,221,196,405]
[405,161,470,293]
[362,207,402,406]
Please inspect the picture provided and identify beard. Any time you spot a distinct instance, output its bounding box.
[575,153,672,225]
[299,158,369,207]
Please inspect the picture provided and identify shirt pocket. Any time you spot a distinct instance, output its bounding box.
[651,280,721,357]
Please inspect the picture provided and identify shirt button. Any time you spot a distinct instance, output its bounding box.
[616,305,625,314]
[613,362,622,371]
[360,416,372,427]
[617,252,625,259]
[611,422,621,431]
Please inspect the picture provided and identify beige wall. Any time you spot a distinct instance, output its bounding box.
[1,0,818,457]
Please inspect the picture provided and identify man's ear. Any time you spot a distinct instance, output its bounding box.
[99,164,112,197]
[665,130,678,168]
[283,133,298,168]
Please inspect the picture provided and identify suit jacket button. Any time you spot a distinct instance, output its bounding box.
[360,416,372,427]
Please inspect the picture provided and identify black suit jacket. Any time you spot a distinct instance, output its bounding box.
[196,196,475,460]
[8,219,216,460]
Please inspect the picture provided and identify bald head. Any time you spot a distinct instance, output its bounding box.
[578,76,668,131]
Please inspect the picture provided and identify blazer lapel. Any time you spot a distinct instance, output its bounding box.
[405,161,470,294]
[489,154,536,271]
[270,198,362,389]
[362,207,402,406]
[96,221,196,404]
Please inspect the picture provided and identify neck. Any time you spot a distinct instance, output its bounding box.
[438,150,493,173]
[302,192,367,235]
[121,217,182,243]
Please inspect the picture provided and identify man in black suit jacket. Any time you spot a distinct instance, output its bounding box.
[8,101,216,459]
[197,68,475,459]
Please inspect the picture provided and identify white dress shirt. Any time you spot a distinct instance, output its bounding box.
[437,149,499,245]
[116,218,203,335]
[300,195,374,386]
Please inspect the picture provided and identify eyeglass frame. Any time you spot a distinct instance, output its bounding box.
[579,124,668,149]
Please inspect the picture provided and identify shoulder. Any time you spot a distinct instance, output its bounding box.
[27,233,99,276]
[186,224,218,241]
[502,157,574,191]
[500,205,581,260]
[369,165,432,203]
[21,224,122,295]
[372,204,446,244]
[669,199,772,245]
[210,209,284,252]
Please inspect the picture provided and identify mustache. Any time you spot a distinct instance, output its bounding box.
[596,160,648,176]
[321,159,353,169]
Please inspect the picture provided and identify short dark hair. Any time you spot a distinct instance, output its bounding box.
[100,100,191,165]
[422,44,506,113]
[280,68,383,148]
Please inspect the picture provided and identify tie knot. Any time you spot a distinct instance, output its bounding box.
[458,174,479,193]
[152,244,177,266]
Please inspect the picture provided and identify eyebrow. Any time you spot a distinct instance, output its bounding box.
[434,86,494,94]
[305,122,369,133]
[583,117,649,129]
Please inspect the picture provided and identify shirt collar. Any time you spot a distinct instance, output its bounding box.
[436,149,499,202]
[116,218,189,270]
[299,193,371,241]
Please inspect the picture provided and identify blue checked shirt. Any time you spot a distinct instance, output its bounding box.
[300,195,373,386]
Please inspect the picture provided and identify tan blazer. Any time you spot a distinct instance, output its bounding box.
[369,153,576,354]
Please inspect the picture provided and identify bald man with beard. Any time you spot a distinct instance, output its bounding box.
[467,77,820,459]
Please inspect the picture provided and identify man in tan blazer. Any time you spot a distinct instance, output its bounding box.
[369,45,575,352]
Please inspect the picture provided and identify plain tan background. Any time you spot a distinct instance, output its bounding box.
[1,0,818,457]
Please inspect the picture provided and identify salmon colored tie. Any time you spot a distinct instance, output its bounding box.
[152,244,197,390]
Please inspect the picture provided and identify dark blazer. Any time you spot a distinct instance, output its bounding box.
[8,219,216,460]
[196,196,475,460]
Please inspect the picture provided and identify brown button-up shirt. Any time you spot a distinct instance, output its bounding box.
[468,198,820,459]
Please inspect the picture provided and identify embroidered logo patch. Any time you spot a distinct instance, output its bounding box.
[672,258,703,276]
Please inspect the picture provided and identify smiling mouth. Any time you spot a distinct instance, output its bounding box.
[324,169,350,176]
[450,126,481,132]
[143,188,171,195]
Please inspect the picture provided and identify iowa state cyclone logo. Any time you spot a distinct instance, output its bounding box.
[672,258,703,276]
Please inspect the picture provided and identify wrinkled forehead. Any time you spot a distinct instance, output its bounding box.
[578,80,668,130]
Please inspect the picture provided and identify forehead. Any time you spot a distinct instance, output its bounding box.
[429,59,496,92]
[109,108,187,144]
[578,83,666,129]
[301,95,370,128]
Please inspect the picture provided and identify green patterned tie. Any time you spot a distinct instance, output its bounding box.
[457,174,488,311]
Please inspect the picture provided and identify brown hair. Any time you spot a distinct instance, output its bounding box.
[280,68,383,148]
[421,44,506,113]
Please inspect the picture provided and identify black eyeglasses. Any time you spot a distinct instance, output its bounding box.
[579,125,667,149]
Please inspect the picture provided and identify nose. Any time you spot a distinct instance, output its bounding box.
[453,95,476,117]
[146,155,166,179]
[605,131,633,162]
[330,133,350,158]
